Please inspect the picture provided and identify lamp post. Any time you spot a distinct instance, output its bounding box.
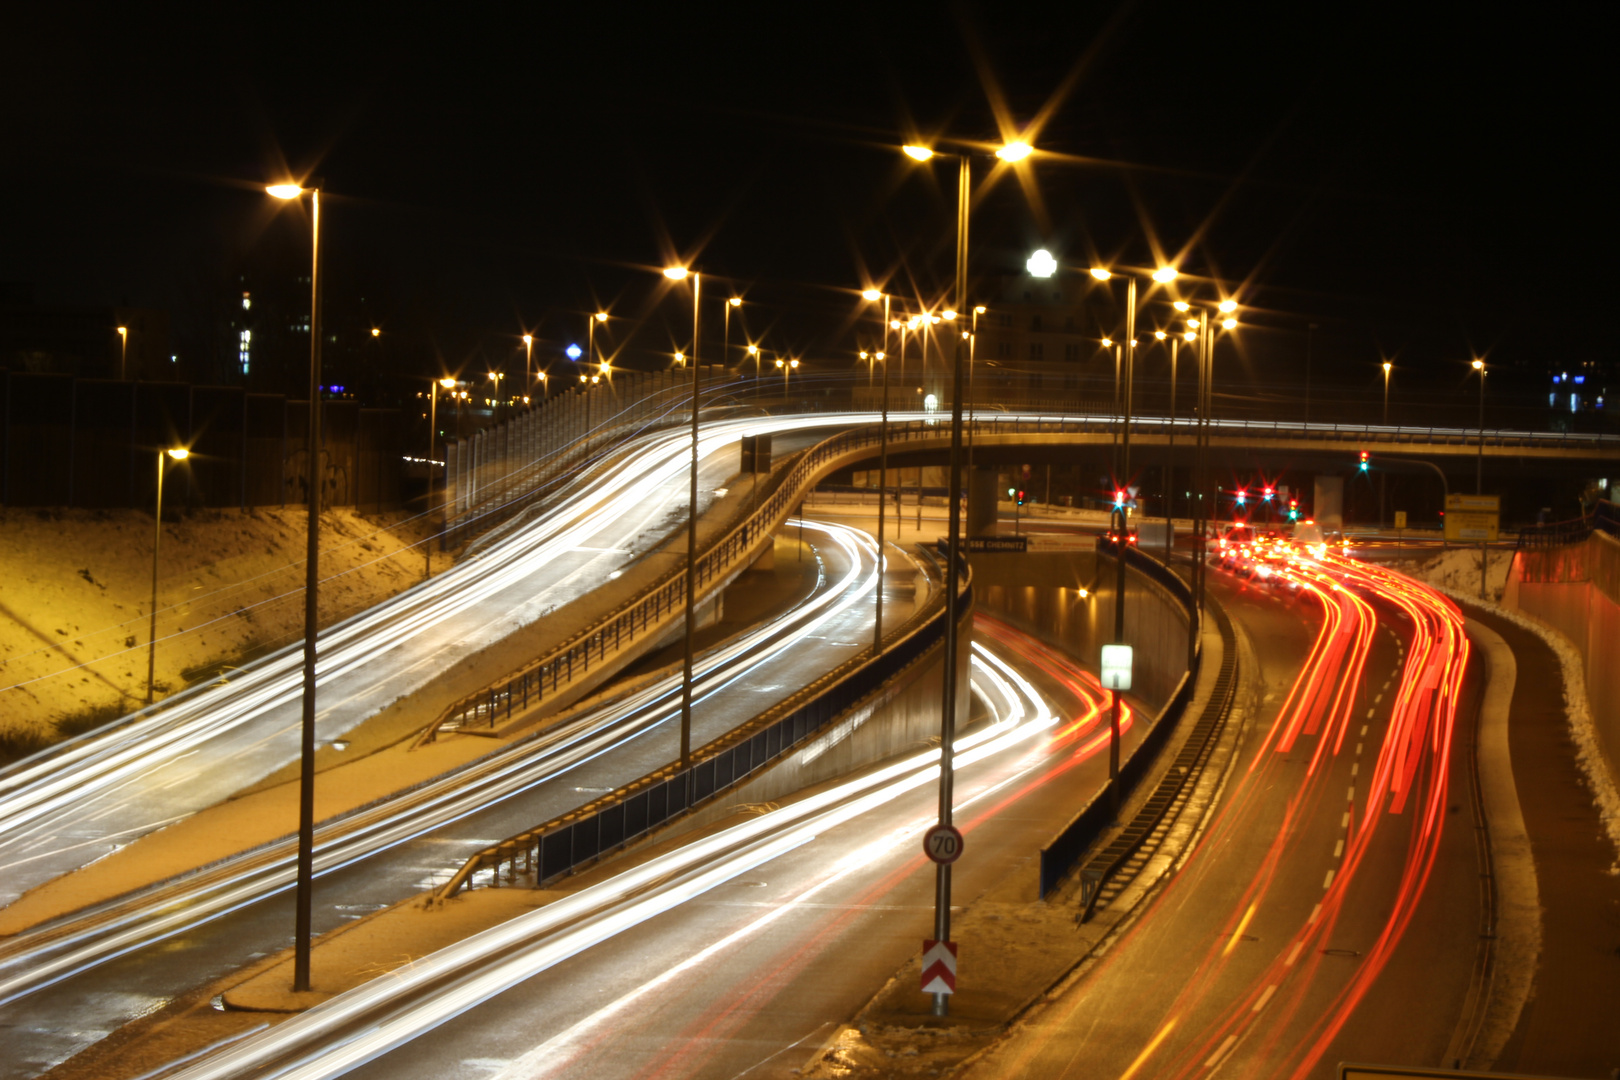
[664,265,700,771]
[522,335,533,393]
[724,297,741,379]
[967,305,984,478]
[1473,358,1487,599]
[146,446,189,705]
[117,325,128,381]
[1381,361,1392,530]
[428,377,456,579]
[863,289,890,655]
[589,311,608,375]
[1159,329,1180,567]
[1089,264,1184,819]
[902,134,1031,1017]
[265,179,323,995]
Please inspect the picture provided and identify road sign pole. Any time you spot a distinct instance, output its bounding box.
[931,153,970,1018]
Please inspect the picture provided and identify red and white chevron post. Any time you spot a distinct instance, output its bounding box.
[920,939,958,995]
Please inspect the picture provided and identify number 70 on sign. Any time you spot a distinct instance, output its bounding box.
[924,823,963,864]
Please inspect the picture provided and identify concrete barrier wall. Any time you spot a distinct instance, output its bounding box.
[1506,529,1620,784]
[973,550,1190,712]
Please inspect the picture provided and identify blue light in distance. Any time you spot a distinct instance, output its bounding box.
[565,343,583,360]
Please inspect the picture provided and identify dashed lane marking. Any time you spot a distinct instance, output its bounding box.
[1206,1034,1239,1070]
[1253,985,1278,1012]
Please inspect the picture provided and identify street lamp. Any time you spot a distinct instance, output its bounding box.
[522,334,533,391]
[724,296,742,378]
[588,311,609,378]
[1381,361,1393,530]
[665,264,701,774]
[427,376,457,578]
[117,325,128,381]
[902,134,1033,1017]
[146,446,189,705]
[1092,268,1155,820]
[1472,358,1488,599]
[266,178,324,995]
[862,289,893,657]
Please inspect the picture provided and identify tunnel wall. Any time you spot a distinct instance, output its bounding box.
[1504,529,1620,783]
[972,550,1190,713]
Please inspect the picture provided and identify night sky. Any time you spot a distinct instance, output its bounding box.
[2,3,1608,418]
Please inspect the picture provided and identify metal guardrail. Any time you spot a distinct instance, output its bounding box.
[435,559,969,899]
[1073,597,1237,920]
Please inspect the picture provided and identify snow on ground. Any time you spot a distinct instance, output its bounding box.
[0,506,448,759]
[1397,549,1620,873]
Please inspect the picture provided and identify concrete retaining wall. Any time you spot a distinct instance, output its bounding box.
[973,550,1190,712]
[1504,529,1620,783]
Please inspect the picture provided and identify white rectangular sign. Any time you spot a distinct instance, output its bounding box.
[1101,643,1133,692]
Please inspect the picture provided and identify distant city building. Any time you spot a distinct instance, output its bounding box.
[0,283,170,380]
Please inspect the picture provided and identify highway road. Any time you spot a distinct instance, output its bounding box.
[0,412,881,909]
[960,554,1482,1080]
[0,509,924,1078]
[151,616,1129,1080]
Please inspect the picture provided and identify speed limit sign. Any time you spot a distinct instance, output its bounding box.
[923,823,964,865]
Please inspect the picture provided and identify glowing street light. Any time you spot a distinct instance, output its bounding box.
[661,263,704,774]
[146,445,190,706]
[901,136,1033,1016]
[1027,249,1058,278]
[116,325,128,380]
[862,288,882,302]
[1152,266,1179,283]
[265,177,325,995]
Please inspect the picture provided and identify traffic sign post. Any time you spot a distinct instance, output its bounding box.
[923,823,964,865]
[920,939,958,995]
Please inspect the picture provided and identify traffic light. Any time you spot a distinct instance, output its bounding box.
[1016,489,1027,506]
[1288,497,1299,521]
[1263,486,1275,502]
[1235,488,1247,506]
[1359,450,1369,473]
